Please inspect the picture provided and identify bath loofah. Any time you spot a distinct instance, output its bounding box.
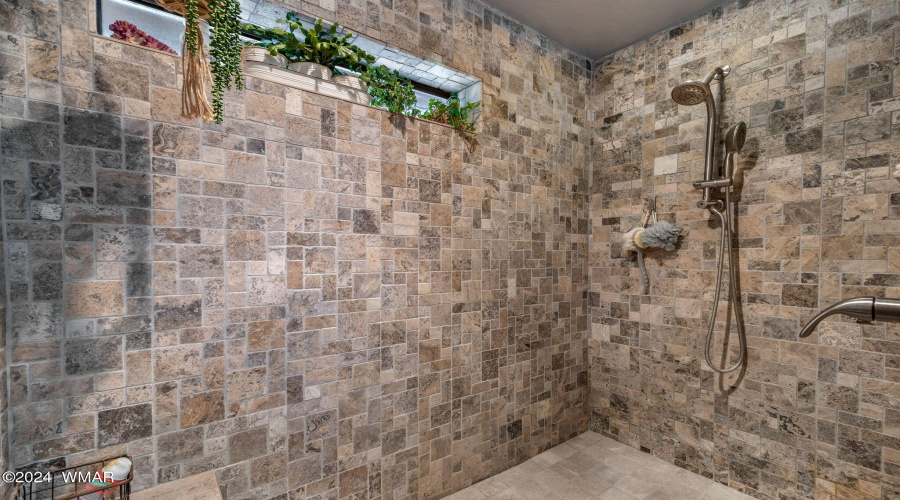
[639,221,683,251]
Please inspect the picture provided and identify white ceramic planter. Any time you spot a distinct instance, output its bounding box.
[332,75,368,92]
[353,92,373,105]
[288,62,333,81]
[243,46,288,68]
[244,61,373,106]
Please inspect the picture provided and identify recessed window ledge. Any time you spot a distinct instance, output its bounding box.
[87,33,481,135]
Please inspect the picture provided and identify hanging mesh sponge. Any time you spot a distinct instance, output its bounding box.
[639,221,683,251]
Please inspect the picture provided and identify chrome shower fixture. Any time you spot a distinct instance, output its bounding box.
[673,65,748,374]
[670,66,729,106]
[701,122,747,374]
[800,297,900,337]
[725,120,747,154]
[671,65,730,209]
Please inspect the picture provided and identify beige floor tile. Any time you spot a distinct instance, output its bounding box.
[589,463,630,483]
[596,486,641,500]
[566,432,602,449]
[697,482,755,500]
[456,432,754,500]
[446,487,489,500]
[549,462,582,479]
[514,458,546,476]
[582,444,618,462]
[510,479,564,500]
[668,469,716,492]
[532,449,567,467]
[555,481,598,500]
[615,472,668,498]
[645,485,704,500]
[472,475,513,497]
[605,454,646,473]
[576,470,616,494]
[492,465,532,486]
[557,451,602,474]
[488,487,525,500]
[641,457,683,475]
[534,467,575,491]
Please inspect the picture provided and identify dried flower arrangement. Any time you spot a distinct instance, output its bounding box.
[108,20,177,54]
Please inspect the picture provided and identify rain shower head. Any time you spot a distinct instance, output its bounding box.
[671,81,710,106]
[725,122,747,154]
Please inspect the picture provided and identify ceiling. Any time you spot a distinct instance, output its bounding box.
[480,0,728,59]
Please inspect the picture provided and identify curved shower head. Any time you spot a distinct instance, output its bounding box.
[725,122,747,154]
[671,81,711,106]
[671,66,732,106]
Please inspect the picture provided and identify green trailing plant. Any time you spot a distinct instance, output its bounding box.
[422,93,481,134]
[362,65,420,116]
[207,0,244,123]
[159,0,243,122]
[183,0,200,55]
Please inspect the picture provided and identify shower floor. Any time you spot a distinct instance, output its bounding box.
[450,431,754,500]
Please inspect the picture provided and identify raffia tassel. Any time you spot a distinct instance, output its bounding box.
[181,25,215,122]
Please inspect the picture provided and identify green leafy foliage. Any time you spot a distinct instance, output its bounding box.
[361,65,419,116]
[241,15,483,140]
[183,0,200,55]
[241,13,306,63]
[421,93,481,133]
[270,16,375,72]
[207,0,244,123]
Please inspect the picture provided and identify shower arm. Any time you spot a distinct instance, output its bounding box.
[799,297,900,337]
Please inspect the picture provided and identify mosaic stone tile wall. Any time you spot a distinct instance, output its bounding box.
[588,0,900,498]
[0,0,591,498]
[0,198,8,498]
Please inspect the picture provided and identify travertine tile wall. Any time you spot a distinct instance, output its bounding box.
[0,0,590,499]
[588,0,900,499]
[0,199,9,498]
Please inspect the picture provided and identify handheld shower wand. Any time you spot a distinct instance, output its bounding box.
[672,67,748,374]
[701,123,746,374]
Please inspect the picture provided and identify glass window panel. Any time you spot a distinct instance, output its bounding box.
[99,0,186,55]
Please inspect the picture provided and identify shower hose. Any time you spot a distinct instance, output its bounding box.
[704,190,746,373]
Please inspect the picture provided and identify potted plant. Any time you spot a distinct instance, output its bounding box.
[157,0,244,123]
[332,70,369,91]
[422,93,481,133]
[241,21,295,68]
[275,17,373,82]
[329,36,375,91]
[362,65,420,115]
[242,45,289,68]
